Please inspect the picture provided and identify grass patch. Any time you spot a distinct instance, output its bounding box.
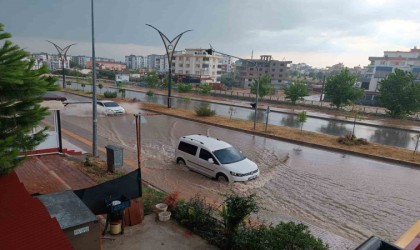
[142,185,166,215]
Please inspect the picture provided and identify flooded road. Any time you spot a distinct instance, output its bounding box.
[57,92,420,245]
[64,83,420,149]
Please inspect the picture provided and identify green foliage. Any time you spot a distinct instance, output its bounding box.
[116,81,125,98]
[177,83,193,93]
[220,193,259,249]
[297,111,307,134]
[145,72,160,88]
[183,97,191,102]
[81,83,86,92]
[52,68,86,77]
[220,72,239,89]
[195,104,216,117]
[284,80,309,104]
[142,185,166,215]
[378,69,420,118]
[146,90,154,96]
[197,84,212,95]
[103,91,117,98]
[324,69,364,109]
[173,195,223,244]
[250,75,274,100]
[98,83,103,94]
[0,23,59,175]
[97,70,116,80]
[232,222,329,250]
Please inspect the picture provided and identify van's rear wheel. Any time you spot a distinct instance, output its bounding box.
[177,158,186,166]
[217,173,229,183]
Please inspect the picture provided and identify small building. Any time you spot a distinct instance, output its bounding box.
[116,73,130,83]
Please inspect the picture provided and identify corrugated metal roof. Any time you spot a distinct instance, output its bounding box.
[0,172,73,250]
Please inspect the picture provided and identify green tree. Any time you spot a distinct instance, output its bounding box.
[116,81,126,98]
[284,80,309,104]
[0,23,58,175]
[297,111,308,135]
[220,72,239,89]
[145,72,159,88]
[250,75,274,100]
[81,83,86,92]
[378,69,420,118]
[324,69,364,109]
[197,84,212,95]
[98,83,103,94]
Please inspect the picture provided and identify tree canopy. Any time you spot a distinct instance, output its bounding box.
[284,80,309,104]
[378,68,420,118]
[145,72,160,87]
[250,75,274,100]
[220,72,239,89]
[0,23,58,175]
[324,69,364,109]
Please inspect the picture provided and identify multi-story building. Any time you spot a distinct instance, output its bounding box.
[156,55,169,73]
[172,48,223,83]
[125,55,145,70]
[236,55,292,90]
[147,54,160,70]
[71,55,91,68]
[31,52,71,71]
[362,46,420,92]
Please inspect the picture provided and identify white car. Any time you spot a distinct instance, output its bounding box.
[97,100,125,115]
[175,134,259,182]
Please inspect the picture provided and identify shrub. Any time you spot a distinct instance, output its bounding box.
[173,195,223,245]
[146,90,154,96]
[338,133,369,146]
[183,97,191,102]
[197,84,212,95]
[178,83,193,93]
[164,191,180,212]
[195,104,216,117]
[232,222,329,250]
[103,90,117,98]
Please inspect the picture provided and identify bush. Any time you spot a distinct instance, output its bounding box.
[178,83,193,93]
[195,104,216,117]
[232,222,329,250]
[103,90,117,98]
[173,195,223,245]
[338,133,369,146]
[146,90,154,96]
[197,84,212,95]
[183,97,191,102]
[164,191,180,212]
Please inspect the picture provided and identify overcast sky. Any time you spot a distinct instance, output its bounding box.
[0,0,419,68]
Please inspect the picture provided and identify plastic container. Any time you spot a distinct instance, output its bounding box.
[155,203,168,212]
[110,220,122,235]
[158,211,171,222]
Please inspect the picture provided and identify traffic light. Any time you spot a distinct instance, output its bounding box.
[205,49,213,55]
[250,102,256,108]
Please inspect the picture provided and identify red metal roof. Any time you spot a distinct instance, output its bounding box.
[0,172,73,250]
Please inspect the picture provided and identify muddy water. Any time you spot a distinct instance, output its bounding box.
[59,98,420,244]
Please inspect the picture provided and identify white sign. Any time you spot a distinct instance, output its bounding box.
[74,226,90,236]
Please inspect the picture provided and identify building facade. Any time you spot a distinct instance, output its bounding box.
[362,46,420,92]
[31,52,71,71]
[125,55,145,70]
[71,56,91,68]
[236,55,292,90]
[172,48,223,83]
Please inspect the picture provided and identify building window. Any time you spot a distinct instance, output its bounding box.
[259,68,262,71]
[249,73,253,76]
[271,74,274,77]
[279,74,283,77]
[249,67,254,71]
[212,65,215,69]
[272,69,275,72]
[179,63,183,67]
[280,63,284,66]
[186,70,190,74]
[196,64,200,68]
[280,69,283,72]
[278,80,282,83]
[248,79,252,81]
[186,64,190,68]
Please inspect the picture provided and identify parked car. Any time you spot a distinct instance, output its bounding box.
[175,134,259,182]
[97,100,125,115]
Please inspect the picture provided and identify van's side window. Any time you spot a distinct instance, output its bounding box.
[178,141,198,155]
[199,149,218,164]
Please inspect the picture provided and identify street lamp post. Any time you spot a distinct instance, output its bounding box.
[91,0,98,156]
[146,24,191,108]
[46,40,75,89]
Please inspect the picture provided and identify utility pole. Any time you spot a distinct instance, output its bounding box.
[46,41,75,89]
[91,0,98,156]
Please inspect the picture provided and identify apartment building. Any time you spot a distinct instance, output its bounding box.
[125,55,145,69]
[31,52,71,71]
[147,54,160,70]
[236,55,292,90]
[71,55,91,68]
[155,55,169,73]
[172,48,223,83]
[362,46,420,92]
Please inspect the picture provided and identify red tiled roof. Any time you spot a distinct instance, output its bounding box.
[0,172,73,250]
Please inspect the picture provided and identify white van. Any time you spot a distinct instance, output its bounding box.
[175,134,259,182]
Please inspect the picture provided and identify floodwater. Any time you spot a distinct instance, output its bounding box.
[57,92,420,245]
[64,83,420,150]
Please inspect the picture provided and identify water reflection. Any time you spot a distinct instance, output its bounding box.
[370,128,411,148]
[247,110,266,122]
[319,120,351,136]
[280,114,300,128]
